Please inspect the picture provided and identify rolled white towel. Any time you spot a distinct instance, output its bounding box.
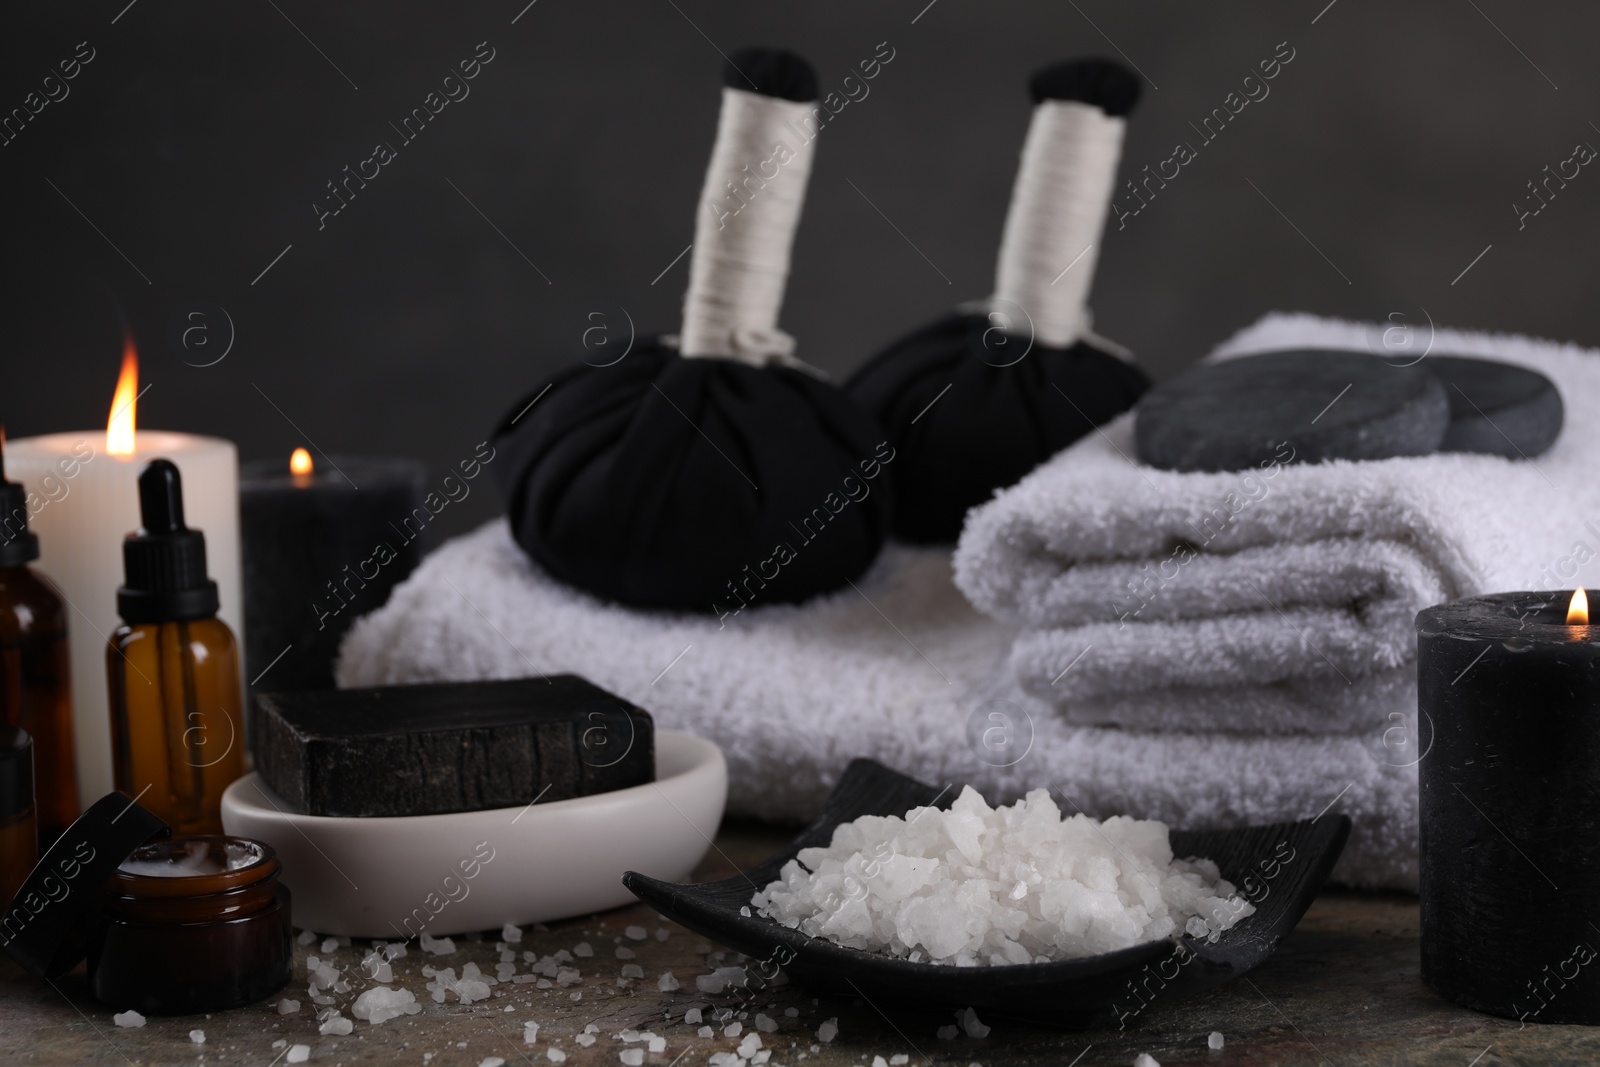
[955,312,1600,696]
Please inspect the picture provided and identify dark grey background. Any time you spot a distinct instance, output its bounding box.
[4,0,1594,540]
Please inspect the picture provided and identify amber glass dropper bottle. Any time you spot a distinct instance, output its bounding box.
[107,459,245,836]
[0,427,77,845]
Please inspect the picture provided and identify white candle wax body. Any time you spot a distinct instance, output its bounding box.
[6,431,243,803]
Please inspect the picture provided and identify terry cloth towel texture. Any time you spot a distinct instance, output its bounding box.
[338,519,1415,890]
[955,312,1600,729]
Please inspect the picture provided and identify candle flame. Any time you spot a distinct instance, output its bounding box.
[106,335,138,456]
[289,448,314,476]
[1569,587,1589,626]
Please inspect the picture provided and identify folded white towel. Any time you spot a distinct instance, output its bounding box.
[955,313,1600,708]
[338,519,1417,889]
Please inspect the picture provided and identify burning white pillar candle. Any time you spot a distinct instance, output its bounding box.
[7,337,243,803]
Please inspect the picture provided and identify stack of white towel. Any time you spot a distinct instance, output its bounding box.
[337,313,1600,892]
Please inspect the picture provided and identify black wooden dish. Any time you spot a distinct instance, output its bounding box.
[624,759,1350,1028]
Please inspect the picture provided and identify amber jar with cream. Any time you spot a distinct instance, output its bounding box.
[88,836,292,1013]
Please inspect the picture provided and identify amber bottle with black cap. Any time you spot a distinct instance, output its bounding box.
[106,459,245,836]
[0,430,77,845]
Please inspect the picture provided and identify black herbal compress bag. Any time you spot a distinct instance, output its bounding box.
[847,59,1151,543]
[493,49,892,610]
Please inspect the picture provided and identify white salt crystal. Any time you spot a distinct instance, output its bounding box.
[891,1056,909,1065]
[420,932,457,956]
[497,963,517,982]
[576,1034,596,1047]
[752,786,1253,965]
[320,937,339,954]
[784,1008,799,1018]
[873,1057,889,1067]
[658,971,680,992]
[958,1008,989,1039]
[556,968,582,987]
[648,1035,666,1053]
[457,978,492,1003]
[755,1013,777,1033]
[277,998,300,1014]
[272,1040,286,1049]
[725,1022,743,1037]
[615,946,637,960]
[524,1021,541,1044]
[352,986,420,1024]
[480,1059,507,1067]
[286,1045,311,1064]
[620,1051,645,1066]
[696,974,726,994]
[1134,1054,1161,1067]
[296,929,318,946]
[570,991,582,1001]
[319,1013,354,1035]
[112,1010,145,1028]
[555,949,573,962]
[547,1050,567,1063]
[625,925,648,941]
[574,942,594,957]
[621,964,645,979]
[817,1018,838,1042]
[503,922,524,943]
[305,956,320,971]
[1208,1031,1224,1050]
[189,1029,205,1044]
[698,1027,715,1038]
[685,1008,703,1025]
[936,1026,958,1041]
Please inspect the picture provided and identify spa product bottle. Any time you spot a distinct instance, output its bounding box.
[107,459,245,836]
[0,725,37,907]
[0,431,77,844]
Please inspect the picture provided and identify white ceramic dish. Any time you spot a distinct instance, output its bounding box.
[221,730,726,938]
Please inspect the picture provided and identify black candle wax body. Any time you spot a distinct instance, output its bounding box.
[240,457,428,692]
[1417,591,1600,1024]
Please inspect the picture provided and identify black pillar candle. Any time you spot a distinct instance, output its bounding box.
[240,453,429,692]
[1416,589,1600,1023]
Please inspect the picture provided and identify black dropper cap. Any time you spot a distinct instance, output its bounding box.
[0,428,41,569]
[117,459,220,623]
[0,725,34,823]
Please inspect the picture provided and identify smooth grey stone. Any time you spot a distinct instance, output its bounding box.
[1427,355,1564,458]
[1135,350,1449,472]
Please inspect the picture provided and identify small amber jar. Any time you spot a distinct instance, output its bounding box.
[0,725,37,908]
[88,836,292,1014]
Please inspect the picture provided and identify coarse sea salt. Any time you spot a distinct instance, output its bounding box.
[752,786,1253,965]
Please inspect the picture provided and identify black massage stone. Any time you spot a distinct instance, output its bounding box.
[1427,355,1564,458]
[1134,350,1450,472]
[251,676,654,817]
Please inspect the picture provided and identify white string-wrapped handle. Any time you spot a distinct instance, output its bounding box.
[680,87,818,366]
[992,99,1127,352]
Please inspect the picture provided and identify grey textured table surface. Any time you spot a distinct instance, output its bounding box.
[2,820,1594,1067]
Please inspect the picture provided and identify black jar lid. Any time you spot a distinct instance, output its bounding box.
[0,726,33,822]
[0,792,169,979]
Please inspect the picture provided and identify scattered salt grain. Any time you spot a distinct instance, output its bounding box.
[620,1051,645,1066]
[724,1022,743,1037]
[576,1034,597,1047]
[1208,1031,1224,1050]
[936,1026,959,1041]
[503,922,524,943]
[320,937,338,954]
[625,925,648,941]
[352,986,420,1024]
[574,942,594,957]
[696,974,726,994]
[319,1013,354,1035]
[685,1008,703,1025]
[286,1045,310,1064]
[958,1007,990,1039]
[277,998,300,1015]
[556,968,582,987]
[547,1050,567,1063]
[658,971,680,991]
[817,1018,838,1043]
[1134,1054,1161,1067]
[189,1029,205,1044]
[752,786,1253,965]
[755,1013,777,1032]
[621,963,645,979]
[785,1008,799,1018]
[891,1056,909,1065]
[296,929,318,946]
[615,946,637,960]
[524,1021,541,1044]
[419,931,457,956]
[112,1010,145,1028]
[649,1035,667,1053]
[873,1057,889,1067]
[479,1059,506,1067]
[698,1027,714,1038]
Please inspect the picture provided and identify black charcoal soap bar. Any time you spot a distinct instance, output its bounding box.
[251,676,654,817]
